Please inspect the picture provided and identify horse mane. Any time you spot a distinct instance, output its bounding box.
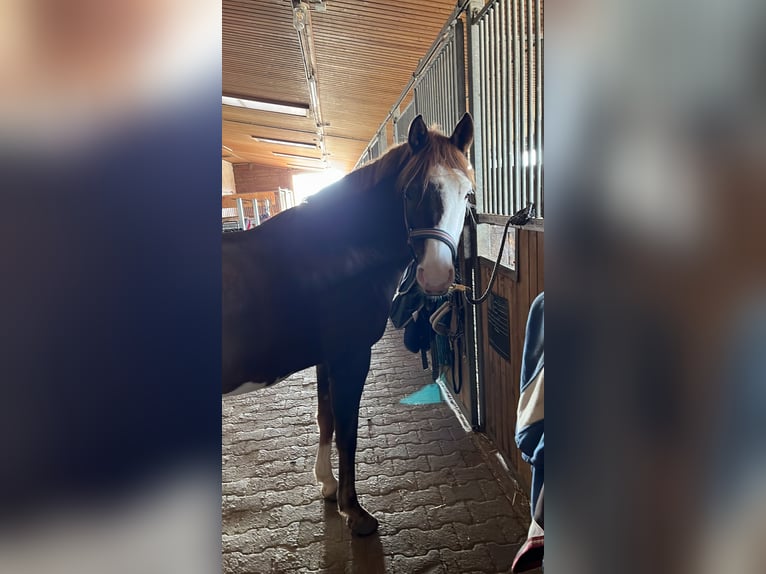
[328,125,475,198]
[338,143,411,192]
[394,126,476,191]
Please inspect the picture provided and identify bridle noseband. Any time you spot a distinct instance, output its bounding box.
[408,228,457,262]
[402,188,458,263]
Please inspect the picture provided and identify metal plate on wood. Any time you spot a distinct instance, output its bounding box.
[488,293,511,360]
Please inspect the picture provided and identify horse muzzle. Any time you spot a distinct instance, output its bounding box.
[416,263,455,296]
[408,228,458,296]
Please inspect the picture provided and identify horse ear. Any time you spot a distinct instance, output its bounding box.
[408,115,429,152]
[450,112,474,152]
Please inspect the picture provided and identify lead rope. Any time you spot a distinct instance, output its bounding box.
[450,284,464,394]
[454,202,536,306]
[443,203,534,394]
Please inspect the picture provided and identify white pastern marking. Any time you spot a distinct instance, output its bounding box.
[224,377,286,397]
[314,443,337,498]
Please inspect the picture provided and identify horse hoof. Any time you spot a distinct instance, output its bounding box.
[347,512,379,536]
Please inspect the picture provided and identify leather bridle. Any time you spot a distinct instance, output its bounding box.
[402,187,458,264]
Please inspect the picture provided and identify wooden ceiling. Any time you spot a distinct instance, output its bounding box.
[222,0,459,173]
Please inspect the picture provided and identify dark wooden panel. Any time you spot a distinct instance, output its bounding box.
[528,229,538,301]
[488,293,511,360]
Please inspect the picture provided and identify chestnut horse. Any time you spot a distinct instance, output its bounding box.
[222,113,474,534]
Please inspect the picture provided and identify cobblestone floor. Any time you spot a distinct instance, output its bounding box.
[222,323,540,573]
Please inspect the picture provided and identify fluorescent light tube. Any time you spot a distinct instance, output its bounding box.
[222,96,308,117]
[253,136,316,149]
[272,151,323,161]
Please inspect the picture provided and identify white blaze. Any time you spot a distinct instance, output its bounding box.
[416,165,472,294]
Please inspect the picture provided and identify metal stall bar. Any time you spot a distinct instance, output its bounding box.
[489,7,495,213]
[535,0,543,217]
[512,0,522,215]
[400,102,415,143]
[418,75,426,122]
[527,0,535,210]
[498,6,507,214]
[499,1,508,215]
[464,6,483,429]
[449,33,457,125]
[252,199,261,226]
[484,7,492,213]
[408,23,464,133]
[380,124,388,154]
[236,197,246,231]
[439,47,445,129]
[487,6,498,214]
[455,19,467,118]
[434,45,452,127]
[428,61,435,124]
[503,0,512,214]
[447,37,454,124]
[443,40,450,129]
[468,10,485,212]
[444,43,450,128]
[480,12,489,212]
[423,67,430,124]
[521,0,527,210]
[435,48,442,126]
[495,5,504,214]
[446,39,453,127]
[520,0,529,212]
[438,48,445,128]
[351,0,471,169]
[443,43,451,128]
[479,17,489,212]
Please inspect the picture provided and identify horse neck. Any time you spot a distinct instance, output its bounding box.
[338,173,410,267]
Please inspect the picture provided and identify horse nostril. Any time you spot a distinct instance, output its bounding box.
[416,264,455,295]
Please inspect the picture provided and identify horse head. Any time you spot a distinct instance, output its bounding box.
[400,113,474,295]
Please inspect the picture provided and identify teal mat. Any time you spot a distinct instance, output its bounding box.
[400,383,442,405]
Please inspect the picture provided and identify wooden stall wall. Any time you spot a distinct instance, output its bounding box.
[222,160,237,195]
[477,228,544,491]
[222,191,283,215]
[229,163,295,215]
[233,164,292,195]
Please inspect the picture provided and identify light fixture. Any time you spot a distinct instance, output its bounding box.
[253,136,316,149]
[273,151,324,161]
[222,95,309,117]
[287,164,326,171]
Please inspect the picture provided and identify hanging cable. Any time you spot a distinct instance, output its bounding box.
[460,202,536,305]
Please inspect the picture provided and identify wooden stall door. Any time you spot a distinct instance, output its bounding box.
[477,228,543,491]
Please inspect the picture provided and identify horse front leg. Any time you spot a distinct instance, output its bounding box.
[328,348,378,536]
[314,363,338,500]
